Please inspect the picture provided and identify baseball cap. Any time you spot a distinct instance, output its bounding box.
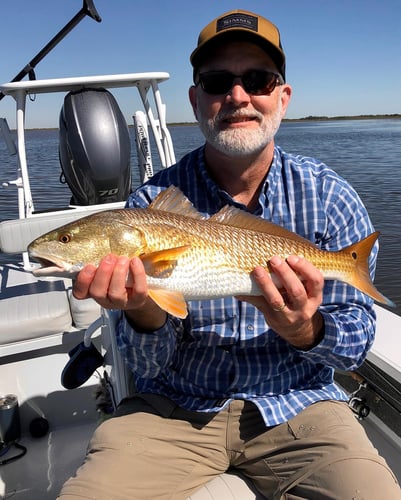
[190,10,286,81]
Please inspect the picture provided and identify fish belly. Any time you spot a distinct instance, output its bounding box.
[146,259,260,300]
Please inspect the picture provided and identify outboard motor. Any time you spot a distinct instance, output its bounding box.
[59,88,131,205]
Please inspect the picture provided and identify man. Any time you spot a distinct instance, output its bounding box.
[60,9,401,499]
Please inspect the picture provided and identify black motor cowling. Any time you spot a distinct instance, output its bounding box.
[59,88,131,205]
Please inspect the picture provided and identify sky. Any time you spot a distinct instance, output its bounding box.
[1,0,400,128]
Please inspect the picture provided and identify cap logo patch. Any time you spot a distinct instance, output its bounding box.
[216,13,258,33]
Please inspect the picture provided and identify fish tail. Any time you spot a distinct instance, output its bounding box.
[347,232,395,307]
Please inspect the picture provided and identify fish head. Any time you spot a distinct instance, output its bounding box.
[28,210,146,278]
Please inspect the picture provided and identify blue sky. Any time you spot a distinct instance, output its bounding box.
[1,0,400,128]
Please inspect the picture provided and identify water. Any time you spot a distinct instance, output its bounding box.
[1,119,400,314]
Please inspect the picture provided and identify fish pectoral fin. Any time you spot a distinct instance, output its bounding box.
[148,289,188,319]
[140,246,191,278]
[141,245,190,318]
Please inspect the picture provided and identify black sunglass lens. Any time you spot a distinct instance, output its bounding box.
[243,71,275,95]
[201,72,233,94]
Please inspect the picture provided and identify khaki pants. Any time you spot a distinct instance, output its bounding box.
[59,396,400,499]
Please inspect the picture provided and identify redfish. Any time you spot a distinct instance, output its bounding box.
[28,186,394,318]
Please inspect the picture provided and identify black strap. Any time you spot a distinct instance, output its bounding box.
[0,442,27,465]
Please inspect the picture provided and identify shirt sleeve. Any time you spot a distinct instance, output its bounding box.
[116,312,182,378]
[298,300,376,371]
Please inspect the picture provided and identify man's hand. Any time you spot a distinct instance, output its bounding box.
[73,254,167,331]
[238,255,324,350]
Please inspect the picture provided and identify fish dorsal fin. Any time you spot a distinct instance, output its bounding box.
[210,205,316,247]
[149,186,205,220]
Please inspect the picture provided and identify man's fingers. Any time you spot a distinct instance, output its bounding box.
[128,256,148,296]
[72,264,97,299]
[107,256,130,301]
[285,255,324,298]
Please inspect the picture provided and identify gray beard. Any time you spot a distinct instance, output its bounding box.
[197,101,283,157]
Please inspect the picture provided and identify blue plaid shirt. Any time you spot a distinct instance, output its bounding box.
[116,145,377,426]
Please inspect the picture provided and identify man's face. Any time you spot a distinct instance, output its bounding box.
[189,41,291,157]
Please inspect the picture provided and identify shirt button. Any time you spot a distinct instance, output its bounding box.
[247,324,254,331]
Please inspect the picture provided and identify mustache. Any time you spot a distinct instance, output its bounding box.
[215,108,264,122]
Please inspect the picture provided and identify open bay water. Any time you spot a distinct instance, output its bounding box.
[1,119,400,315]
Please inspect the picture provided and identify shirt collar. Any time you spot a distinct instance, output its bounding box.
[195,144,283,215]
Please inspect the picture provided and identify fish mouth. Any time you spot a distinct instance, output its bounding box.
[28,252,72,277]
[33,256,63,269]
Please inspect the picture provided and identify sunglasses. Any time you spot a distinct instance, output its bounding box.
[196,69,283,96]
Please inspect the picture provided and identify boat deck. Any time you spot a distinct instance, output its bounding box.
[1,421,97,499]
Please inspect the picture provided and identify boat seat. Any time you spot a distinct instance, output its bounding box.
[0,264,100,355]
[0,207,116,355]
[188,472,262,499]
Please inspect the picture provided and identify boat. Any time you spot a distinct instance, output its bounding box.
[1,3,401,498]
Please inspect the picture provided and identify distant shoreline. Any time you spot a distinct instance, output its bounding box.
[19,113,401,131]
[168,114,401,127]
[283,113,401,123]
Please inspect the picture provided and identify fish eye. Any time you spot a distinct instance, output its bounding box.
[59,233,72,244]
